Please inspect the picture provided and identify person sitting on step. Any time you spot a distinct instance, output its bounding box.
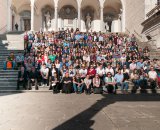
[62,72,73,94]
[3,52,16,70]
[28,67,38,90]
[17,66,28,90]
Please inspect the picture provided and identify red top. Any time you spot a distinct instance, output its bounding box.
[87,69,96,77]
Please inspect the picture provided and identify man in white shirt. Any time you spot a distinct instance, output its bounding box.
[96,64,105,78]
[148,66,157,89]
[79,65,87,79]
[105,64,114,76]
[40,64,49,87]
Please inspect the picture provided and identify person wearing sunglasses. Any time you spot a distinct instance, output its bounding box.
[104,72,116,93]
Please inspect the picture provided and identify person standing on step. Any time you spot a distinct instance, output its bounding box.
[17,66,28,90]
[15,23,18,31]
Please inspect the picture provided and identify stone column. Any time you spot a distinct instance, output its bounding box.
[54,6,58,31]
[100,6,104,31]
[7,0,12,32]
[78,6,81,30]
[120,8,125,32]
[30,1,35,31]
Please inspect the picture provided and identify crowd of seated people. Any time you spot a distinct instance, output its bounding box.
[15,28,160,94]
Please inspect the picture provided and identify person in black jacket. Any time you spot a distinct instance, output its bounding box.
[17,66,28,90]
[50,72,60,93]
[28,67,38,90]
[62,72,73,93]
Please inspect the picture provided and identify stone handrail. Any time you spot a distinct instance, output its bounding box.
[0,25,7,34]
[146,5,160,18]
[125,28,130,34]
[134,30,142,39]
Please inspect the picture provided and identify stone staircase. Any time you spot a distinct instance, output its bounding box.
[138,41,160,60]
[0,33,24,90]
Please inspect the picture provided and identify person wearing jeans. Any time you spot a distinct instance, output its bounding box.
[104,72,116,93]
[114,69,128,93]
[131,69,140,89]
[84,75,92,95]
[72,74,84,94]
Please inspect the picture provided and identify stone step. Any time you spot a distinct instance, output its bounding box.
[6,34,24,41]
[0,50,24,52]
[0,89,159,94]
[0,86,17,90]
[0,77,18,80]
[0,70,19,72]
[0,71,18,74]
[0,82,17,86]
[7,31,24,34]
[0,74,18,77]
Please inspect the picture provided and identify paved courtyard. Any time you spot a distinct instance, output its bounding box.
[0,92,160,130]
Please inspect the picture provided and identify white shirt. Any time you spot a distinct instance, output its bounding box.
[96,68,105,75]
[55,64,60,69]
[41,67,49,78]
[79,69,87,76]
[148,71,157,79]
[105,68,114,76]
[130,63,137,70]
[51,68,56,76]
[83,55,90,62]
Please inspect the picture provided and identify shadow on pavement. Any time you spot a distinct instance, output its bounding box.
[0,91,24,97]
[52,93,160,130]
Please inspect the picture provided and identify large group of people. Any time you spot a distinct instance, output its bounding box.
[4,28,160,94]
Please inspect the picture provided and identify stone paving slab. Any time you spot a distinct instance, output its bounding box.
[0,93,160,130]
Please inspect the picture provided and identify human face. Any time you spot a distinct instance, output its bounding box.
[52,64,55,68]
[107,73,111,77]
[95,74,99,78]
[150,67,154,71]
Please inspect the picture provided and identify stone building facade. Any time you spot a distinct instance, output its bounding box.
[0,0,159,45]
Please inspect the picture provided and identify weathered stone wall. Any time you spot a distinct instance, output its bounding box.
[124,0,145,38]
[0,0,8,34]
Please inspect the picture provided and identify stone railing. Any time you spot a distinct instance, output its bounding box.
[0,25,7,34]
[146,5,160,18]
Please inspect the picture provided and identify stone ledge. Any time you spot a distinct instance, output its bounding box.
[0,89,159,94]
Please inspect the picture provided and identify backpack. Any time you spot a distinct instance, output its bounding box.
[7,61,12,69]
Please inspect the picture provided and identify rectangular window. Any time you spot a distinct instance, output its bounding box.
[158,0,160,5]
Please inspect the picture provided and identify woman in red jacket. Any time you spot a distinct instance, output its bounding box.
[87,65,96,79]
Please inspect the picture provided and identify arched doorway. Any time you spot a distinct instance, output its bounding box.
[19,10,31,31]
[58,0,78,30]
[59,5,78,30]
[103,0,123,32]
[81,0,100,32]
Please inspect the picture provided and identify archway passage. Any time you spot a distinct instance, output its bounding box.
[11,0,31,31]
[103,0,122,32]
[58,0,78,30]
[19,10,31,31]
